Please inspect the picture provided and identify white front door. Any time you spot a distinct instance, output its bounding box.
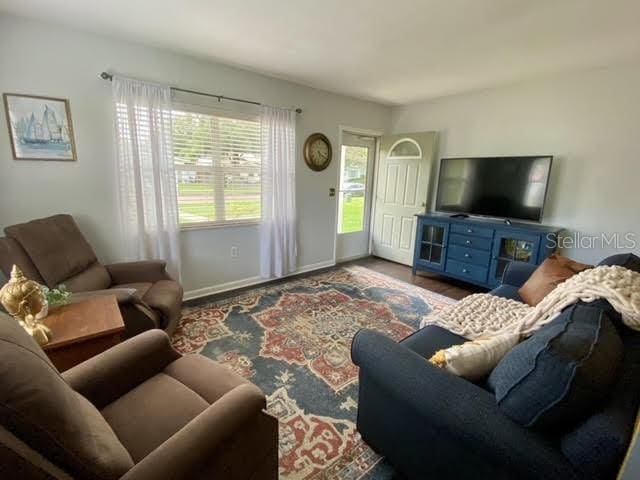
[371,132,437,265]
[335,133,376,261]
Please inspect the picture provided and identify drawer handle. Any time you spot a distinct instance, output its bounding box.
[464,253,470,258]
[462,268,469,274]
[465,240,472,245]
[467,228,473,233]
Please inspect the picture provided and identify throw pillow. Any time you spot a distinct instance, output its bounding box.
[519,254,592,306]
[560,329,640,480]
[598,252,640,273]
[591,253,640,329]
[488,303,623,431]
[429,332,520,380]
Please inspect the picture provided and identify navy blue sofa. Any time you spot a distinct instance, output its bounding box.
[352,260,640,480]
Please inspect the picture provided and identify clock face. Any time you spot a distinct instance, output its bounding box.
[310,139,329,166]
[304,133,332,171]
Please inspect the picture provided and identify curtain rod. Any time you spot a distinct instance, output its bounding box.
[100,72,302,114]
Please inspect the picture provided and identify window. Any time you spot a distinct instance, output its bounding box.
[337,134,374,234]
[172,107,261,227]
[388,138,422,159]
[338,145,369,233]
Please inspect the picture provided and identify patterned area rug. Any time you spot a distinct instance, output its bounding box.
[172,266,455,479]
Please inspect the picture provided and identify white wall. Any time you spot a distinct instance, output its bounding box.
[391,61,640,264]
[4,14,637,287]
[0,15,390,294]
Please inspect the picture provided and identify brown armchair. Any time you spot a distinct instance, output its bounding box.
[0,313,278,480]
[0,214,183,337]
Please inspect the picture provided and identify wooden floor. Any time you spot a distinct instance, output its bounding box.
[347,256,483,300]
[185,255,482,308]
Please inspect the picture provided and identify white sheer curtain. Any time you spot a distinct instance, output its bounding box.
[260,106,297,278]
[112,76,181,279]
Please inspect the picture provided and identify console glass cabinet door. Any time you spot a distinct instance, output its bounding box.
[416,219,449,271]
[489,231,540,287]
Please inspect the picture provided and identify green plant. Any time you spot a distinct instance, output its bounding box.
[41,284,71,307]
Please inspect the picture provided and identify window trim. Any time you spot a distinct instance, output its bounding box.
[172,103,262,230]
[179,219,260,231]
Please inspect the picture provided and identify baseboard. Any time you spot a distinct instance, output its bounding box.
[336,253,371,263]
[293,259,336,274]
[183,259,336,301]
[184,276,263,301]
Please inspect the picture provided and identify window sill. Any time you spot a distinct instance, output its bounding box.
[180,220,261,232]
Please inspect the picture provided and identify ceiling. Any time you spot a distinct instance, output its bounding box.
[2,0,640,105]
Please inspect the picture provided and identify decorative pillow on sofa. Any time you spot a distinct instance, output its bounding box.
[488,302,623,431]
[560,329,640,479]
[592,254,640,328]
[598,252,640,272]
[518,254,592,306]
[429,332,520,381]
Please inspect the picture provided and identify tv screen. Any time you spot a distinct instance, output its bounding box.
[435,156,552,222]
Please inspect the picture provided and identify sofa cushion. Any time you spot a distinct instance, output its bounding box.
[598,252,640,272]
[101,373,209,462]
[163,355,251,404]
[0,313,133,479]
[5,215,98,288]
[63,262,112,292]
[488,303,623,430]
[101,354,254,463]
[518,254,592,306]
[400,325,467,358]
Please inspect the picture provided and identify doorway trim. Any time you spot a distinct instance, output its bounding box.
[333,125,383,264]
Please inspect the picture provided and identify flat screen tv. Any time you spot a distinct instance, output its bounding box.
[435,156,553,223]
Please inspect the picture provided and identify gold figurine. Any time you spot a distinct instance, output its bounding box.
[0,265,52,345]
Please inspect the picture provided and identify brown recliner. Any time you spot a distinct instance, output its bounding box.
[0,313,279,480]
[0,214,183,337]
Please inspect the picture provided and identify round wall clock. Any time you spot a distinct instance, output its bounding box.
[303,133,332,171]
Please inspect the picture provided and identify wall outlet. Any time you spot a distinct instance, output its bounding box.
[230,246,239,258]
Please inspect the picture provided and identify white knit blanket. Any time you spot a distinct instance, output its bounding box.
[420,265,640,339]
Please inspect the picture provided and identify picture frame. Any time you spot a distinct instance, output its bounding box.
[3,93,77,161]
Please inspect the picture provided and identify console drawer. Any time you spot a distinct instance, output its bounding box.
[450,223,494,239]
[449,233,493,251]
[447,244,491,267]
[445,259,488,284]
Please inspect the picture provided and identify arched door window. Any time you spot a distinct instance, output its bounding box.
[388,138,422,159]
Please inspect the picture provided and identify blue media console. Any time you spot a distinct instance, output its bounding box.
[412,213,563,289]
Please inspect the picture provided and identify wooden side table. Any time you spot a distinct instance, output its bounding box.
[42,295,125,372]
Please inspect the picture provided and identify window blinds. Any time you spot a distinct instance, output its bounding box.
[172,109,261,226]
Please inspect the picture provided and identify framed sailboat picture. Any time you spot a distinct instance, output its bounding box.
[3,93,77,161]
